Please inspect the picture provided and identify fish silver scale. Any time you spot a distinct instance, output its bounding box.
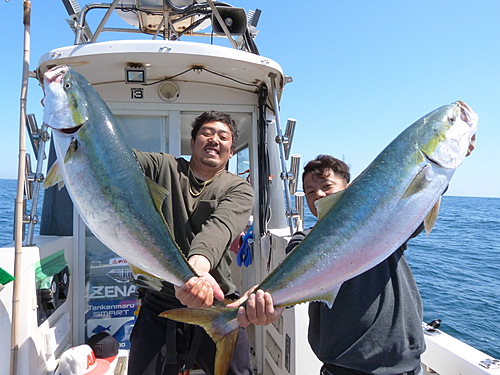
[43,66,196,286]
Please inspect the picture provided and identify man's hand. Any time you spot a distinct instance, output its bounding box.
[227,287,285,328]
[174,255,224,308]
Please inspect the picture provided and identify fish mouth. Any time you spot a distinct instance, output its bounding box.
[457,101,474,123]
[457,100,478,134]
[44,65,70,85]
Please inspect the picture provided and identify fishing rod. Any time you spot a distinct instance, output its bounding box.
[11,1,32,375]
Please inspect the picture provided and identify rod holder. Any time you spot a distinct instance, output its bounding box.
[283,118,296,160]
[26,114,40,157]
[289,154,300,195]
[295,192,305,232]
[24,154,35,200]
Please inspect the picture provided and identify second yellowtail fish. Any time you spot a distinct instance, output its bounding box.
[161,101,478,375]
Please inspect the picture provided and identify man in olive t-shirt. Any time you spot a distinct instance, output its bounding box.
[128,111,254,375]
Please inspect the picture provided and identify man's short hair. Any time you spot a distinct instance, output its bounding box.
[191,111,239,148]
[302,154,351,185]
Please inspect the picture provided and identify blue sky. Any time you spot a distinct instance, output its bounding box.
[1,1,499,197]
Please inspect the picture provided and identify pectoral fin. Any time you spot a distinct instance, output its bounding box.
[424,197,441,236]
[63,137,78,165]
[403,164,431,199]
[43,160,65,190]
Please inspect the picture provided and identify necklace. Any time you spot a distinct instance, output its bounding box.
[188,166,213,197]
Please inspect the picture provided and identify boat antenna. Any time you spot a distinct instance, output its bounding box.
[11,1,31,374]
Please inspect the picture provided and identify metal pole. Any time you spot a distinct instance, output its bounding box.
[26,124,48,245]
[269,73,294,235]
[11,2,31,374]
[90,0,120,43]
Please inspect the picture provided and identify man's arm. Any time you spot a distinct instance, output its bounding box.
[175,255,224,308]
[188,181,254,267]
[178,179,254,308]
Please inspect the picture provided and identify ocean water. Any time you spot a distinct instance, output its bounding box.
[0,179,43,246]
[1,179,499,359]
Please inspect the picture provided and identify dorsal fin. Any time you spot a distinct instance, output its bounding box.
[43,160,65,190]
[424,197,441,236]
[316,191,345,221]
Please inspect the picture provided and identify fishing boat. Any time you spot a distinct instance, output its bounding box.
[1,1,498,374]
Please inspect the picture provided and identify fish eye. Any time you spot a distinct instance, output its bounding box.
[448,117,456,123]
[64,82,72,90]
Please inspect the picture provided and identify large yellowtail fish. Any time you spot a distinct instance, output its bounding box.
[161,101,478,375]
[42,65,197,286]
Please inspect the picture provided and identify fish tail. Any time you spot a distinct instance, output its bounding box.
[159,307,240,375]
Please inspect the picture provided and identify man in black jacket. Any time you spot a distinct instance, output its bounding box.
[236,155,424,375]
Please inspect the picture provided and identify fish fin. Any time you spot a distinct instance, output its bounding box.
[291,286,341,308]
[160,307,239,375]
[145,176,170,215]
[216,327,239,375]
[63,137,78,164]
[129,263,157,279]
[316,191,345,221]
[43,160,65,190]
[318,286,341,308]
[424,197,441,236]
[403,165,431,199]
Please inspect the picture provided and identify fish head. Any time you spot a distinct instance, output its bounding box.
[419,101,478,170]
[42,65,89,135]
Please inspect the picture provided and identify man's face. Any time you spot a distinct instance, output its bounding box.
[304,169,348,217]
[190,121,234,173]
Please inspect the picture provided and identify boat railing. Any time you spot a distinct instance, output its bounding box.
[268,74,304,235]
[62,0,260,54]
[24,115,49,246]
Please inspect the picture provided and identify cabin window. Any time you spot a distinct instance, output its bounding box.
[115,115,167,153]
[231,146,251,184]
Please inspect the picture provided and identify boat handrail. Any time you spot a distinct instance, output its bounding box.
[269,73,297,236]
[66,0,259,54]
[25,120,49,246]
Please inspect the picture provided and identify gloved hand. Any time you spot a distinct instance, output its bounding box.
[237,224,254,267]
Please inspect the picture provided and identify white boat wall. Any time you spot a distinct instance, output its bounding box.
[1,1,498,375]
